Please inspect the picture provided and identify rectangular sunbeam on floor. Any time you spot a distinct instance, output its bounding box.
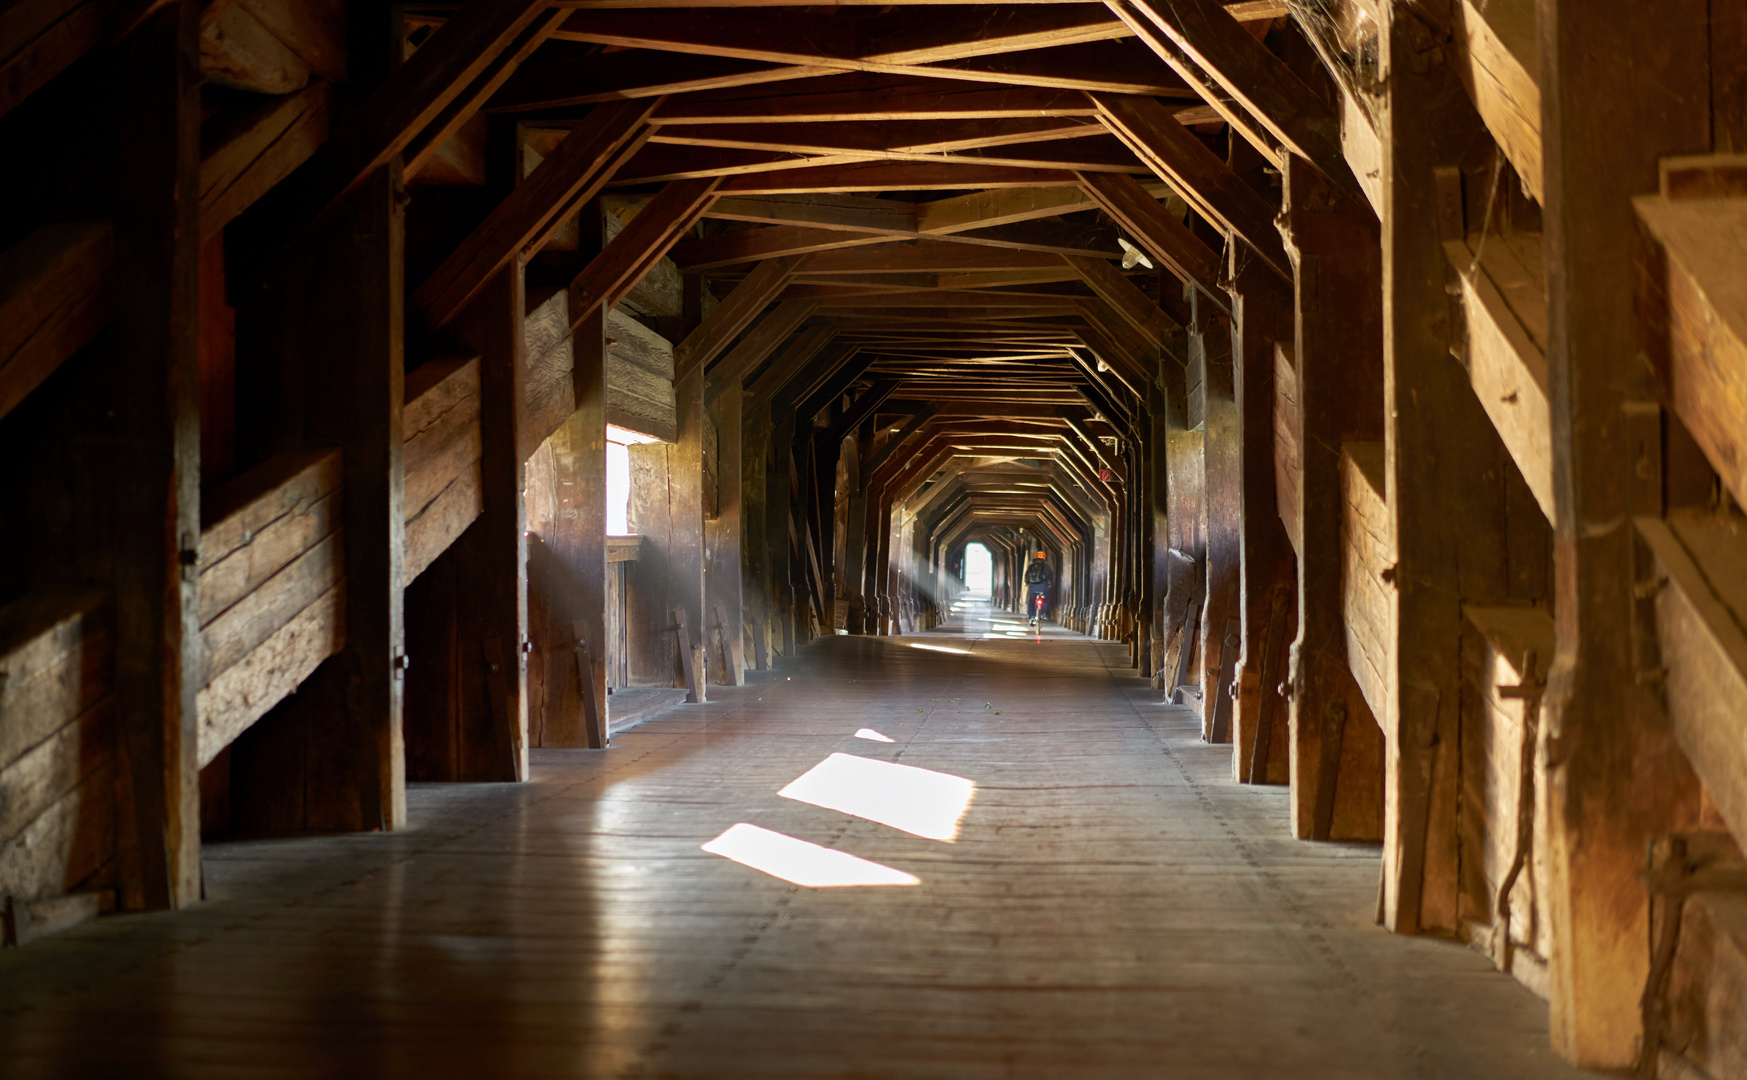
[779,753,975,842]
[855,729,896,743]
[908,643,970,654]
[702,824,921,888]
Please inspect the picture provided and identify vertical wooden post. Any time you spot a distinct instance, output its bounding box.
[1379,4,1527,932]
[1279,156,1382,841]
[1228,257,1294,780]
[1538,0,1711,1064]
[705,387,744,685]
[548,303,609,748]
[741,395,772,659]
[102,0,202,906]
[1197,292,1240,740]
[453,262,529,777]
[673,364,709,683]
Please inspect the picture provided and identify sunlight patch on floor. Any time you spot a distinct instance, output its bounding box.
[703,824,920,887]
[854,728,895,743]
[909,643,970,654]
[779,753,975,842]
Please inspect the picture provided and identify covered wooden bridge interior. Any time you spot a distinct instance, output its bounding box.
[1,0,1745,1075]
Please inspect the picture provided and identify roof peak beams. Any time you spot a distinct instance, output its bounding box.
[553,5,1128,70]
[651,117,1104,156]
[650,74,1099,124]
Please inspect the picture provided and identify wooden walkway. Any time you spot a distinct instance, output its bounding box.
[0,605,1591,1079]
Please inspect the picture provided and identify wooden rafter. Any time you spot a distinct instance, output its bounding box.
[414,98,658,330]
[568,176,723,327]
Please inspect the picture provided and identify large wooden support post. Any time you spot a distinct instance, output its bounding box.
[104,1,202,906]
[548,305,609,747]
[1380,6,1536,934]
[705,387,744,685]
[1195,291,1240,741]
[1279,157,1382,842]
[1149,364,1172,686]
[1229,257,1294,781]
[272,163,408,830]
[766,409,796,655]
[1539,0,1712,1064]
[741,396,772,664]
[629,367,707,699]
[449,264,529,775]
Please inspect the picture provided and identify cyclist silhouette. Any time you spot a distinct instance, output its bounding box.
[1023,552,1053,625]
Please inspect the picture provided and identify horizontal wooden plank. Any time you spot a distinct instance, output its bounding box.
[404,359,484,522]
[0,221,115,422]
[197,582,344,768]
[404,464,483,586]
[1444,232,1551,523]
[1341,440,1390,730]
[1639,512,1747,851]
[0,696,114,847]
[608,535,643,562]
[199,489,339,629]
[1634,193,1747,509]
[200,448,342,564]
[200,531,343,685]
[0,587,111,773]
[0,759,113,903]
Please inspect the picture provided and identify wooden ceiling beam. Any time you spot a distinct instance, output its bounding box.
[705,298,819,402]
[1090,90,1291,279]
[568,175,723,328]
[650,73,1099,124]
[1061,254,1181,337]
[674,225,894,271]
[916,182,1160,235]
[801,240,1077,275]
[651,117,1105,155]
[552,5,1129,69]
[703,192,919,234]
[675,253,804,378]
[414,99,658,331]
[614,137,1147,180]
[742,322,839,403]
[487,43,829,111]
[200,80,333,240]
[1112,0,1359,196]
[403,8,573,180]
[242,0,551,265]
[1075,169,1223,300]
[718,162,1080,193]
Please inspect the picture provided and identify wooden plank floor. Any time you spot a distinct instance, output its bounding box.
[0,603,1590,1079]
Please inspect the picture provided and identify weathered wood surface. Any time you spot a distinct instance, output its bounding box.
[195,448,346,766]
[1272,342,1300,557]
[0,588,115,904]
[0,0,104,121]
[1340,441,1390,727]
[199,81,332,239]
[1635,191,1747,509]
[1462,602,1556,997]
[1666,889,1747,1080]
[1537,0,1712,1064]
[403,357,484,584]
[1449,0,1541,203]
[1638,513,1747,851]
[0,222,115,422]
[1445,231,1551,523]
[606,306,677,441]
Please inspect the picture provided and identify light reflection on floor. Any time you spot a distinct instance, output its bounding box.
[702,824,920,887]
[909,642,970,654]
[853,728,895,743]
[778,753,976,842]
